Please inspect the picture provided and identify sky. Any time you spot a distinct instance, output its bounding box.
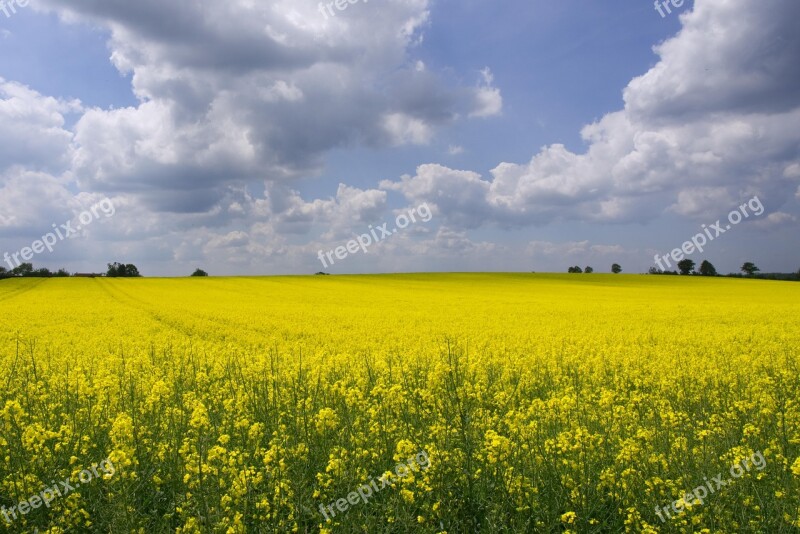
[0,0,798,276]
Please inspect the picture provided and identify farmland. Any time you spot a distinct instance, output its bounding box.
[0,274,799,532]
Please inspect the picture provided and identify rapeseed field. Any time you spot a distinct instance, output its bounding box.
[0,274,798,533]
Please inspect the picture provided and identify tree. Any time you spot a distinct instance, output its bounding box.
[11,263,33,277]
[584,266,594,273]
[611,263,622,274]
[55,268,71,277]
[191,268,209,277]
[649,267,678,275]
[568,266,583,273]
[741,262,760,276]
[106,262,125,278]
[107,262,142,277]
[677,259,696,275]
[32,267,52,278]
[699,260,717,277]
[124,264,141,277]
[0,266,7,278]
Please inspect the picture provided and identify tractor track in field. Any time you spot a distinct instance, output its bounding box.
[94,279,203,340]
[95,279,275,344]
[0,278,48,303]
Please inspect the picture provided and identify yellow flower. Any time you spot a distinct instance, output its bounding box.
[792,458,800,477]
[315,408,339,433]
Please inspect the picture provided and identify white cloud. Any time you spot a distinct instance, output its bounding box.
[22,0,495,212]
[668,187,734,217]
[0,79,81,175]
[469,68,503,118]
[754,211,797,229]
[383,112,434,146]
[3,0,798,274]
[526,240,625,258]
[381,0,800,231]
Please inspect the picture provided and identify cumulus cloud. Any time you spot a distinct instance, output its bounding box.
[0,170,76,236]
[383,113,434,146]
[469,68,503,118]
[0,80,81,175]
[263,182,387,239]
[24,0,496,213]
[754,211,797,229]
[2,0,798,274]
[0,0,510,272]
[526,240,625,256]
[381,0,800,230]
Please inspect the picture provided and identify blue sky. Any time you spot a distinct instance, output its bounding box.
[1,0,798,276]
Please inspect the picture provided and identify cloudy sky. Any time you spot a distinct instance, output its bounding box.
[1,0,798,276]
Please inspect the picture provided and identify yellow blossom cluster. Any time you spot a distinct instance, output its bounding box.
[0,273,798,532]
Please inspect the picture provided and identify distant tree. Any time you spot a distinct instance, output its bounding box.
[611,263,622,274]
[567,266,583,273]
[741,262,760,276]
[32,267,52,277]
[584,266,594,273]
[796,268,800,280]
[0,266,7,278]
[55,268,71,277]
[649,267,678,275]
[124,264,141,277]
[315,272,330,276]
[11,263,33,277]
[107,262,142,277]
[699,260,717,277]
[106,262,120,277]
[677,259,696,275]
[191,268,209,277]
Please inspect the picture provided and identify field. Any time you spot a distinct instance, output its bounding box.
[0,274,799,533]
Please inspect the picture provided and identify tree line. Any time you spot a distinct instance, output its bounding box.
[567,264,623,274]
[646,259,798,279]
[564,261,799,280]
[0,262,144,278]
[0,263,213,279]
[0,263,70,278]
